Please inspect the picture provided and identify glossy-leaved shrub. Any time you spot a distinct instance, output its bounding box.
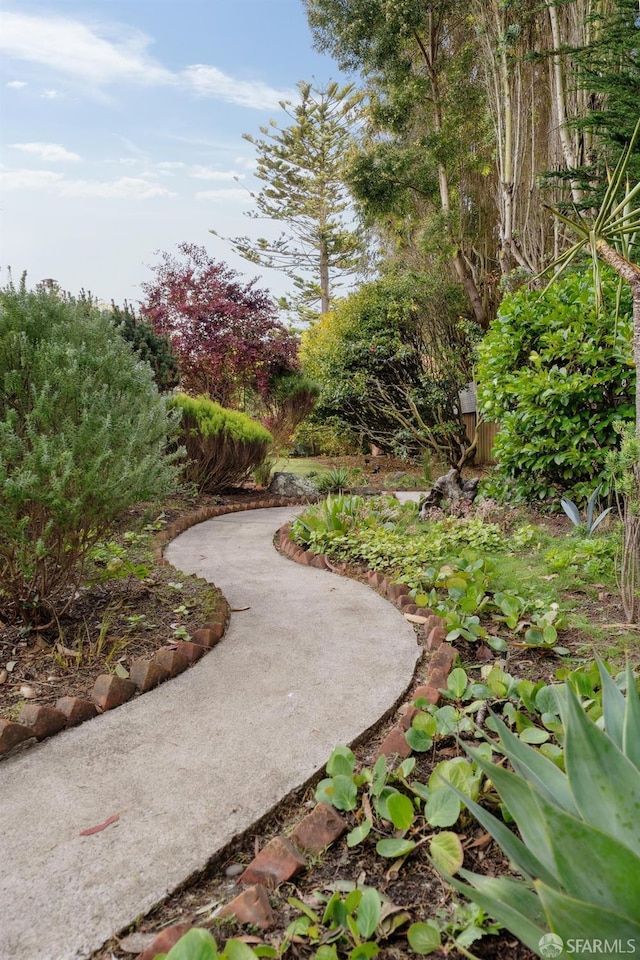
[170,393,272,493]
[0,277,182,627]
[477,269,634,503]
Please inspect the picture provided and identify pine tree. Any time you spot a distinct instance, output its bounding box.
[212,81,365,319]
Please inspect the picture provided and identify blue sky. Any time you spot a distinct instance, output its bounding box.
[0,0,346,308]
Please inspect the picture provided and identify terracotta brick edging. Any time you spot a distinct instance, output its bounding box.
[0,497,314,760]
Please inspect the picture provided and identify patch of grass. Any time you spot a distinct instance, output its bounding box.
[272,456,332,477]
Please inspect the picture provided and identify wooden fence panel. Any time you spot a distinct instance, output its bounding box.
[463,414,499,464]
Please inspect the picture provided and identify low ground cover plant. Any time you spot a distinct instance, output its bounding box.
[290,494,619,654]
[162,657,639,959]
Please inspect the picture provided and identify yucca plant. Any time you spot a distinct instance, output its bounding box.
[441,659,640,957]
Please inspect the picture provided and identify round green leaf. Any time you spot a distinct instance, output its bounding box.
[519,726,550,744]
[412,712,437,736]
[326,745,356,777]
[331,774,358,811]
[447,668,468,699]
[424,789,461,828]
[405,728,432,752]
[356,887,382,939]
[375,838,417,858]
[164,928,218,960]
[407,921,442,955]
[386,792,415,831]
[429,831,464,875]
[346,818,372,848]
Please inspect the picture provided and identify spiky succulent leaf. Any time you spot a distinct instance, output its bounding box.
[563,685,640,852]
[530,792,640,916]
[596,657,626,749]
[444,872,551,955]
[535,882,640,944]
[488,714,577,816]
[622,663,640,768]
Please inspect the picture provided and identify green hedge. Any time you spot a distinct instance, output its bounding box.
[170,393,272,492]
[477,269,634,503]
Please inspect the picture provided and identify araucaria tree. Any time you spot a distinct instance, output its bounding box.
[140,242,299,407]
[213,81,365,318]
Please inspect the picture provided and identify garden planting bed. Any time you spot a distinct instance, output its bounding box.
[3,459,638,960]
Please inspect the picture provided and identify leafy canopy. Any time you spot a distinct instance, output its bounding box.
[140,242,298,406]
[477,268,634,503]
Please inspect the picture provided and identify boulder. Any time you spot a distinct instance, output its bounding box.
[268,471,320,498]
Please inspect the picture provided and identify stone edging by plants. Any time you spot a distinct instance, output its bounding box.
[0,497,314,760]
[129,520,460,960]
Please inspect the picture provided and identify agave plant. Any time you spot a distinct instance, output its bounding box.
[560,483,613,536]
[440,659,640,957]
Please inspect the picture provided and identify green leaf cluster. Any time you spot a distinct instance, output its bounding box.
[477,269,634,503]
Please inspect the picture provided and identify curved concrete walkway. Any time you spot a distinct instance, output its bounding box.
[0,506,420,960]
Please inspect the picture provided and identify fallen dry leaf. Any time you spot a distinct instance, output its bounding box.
[404,613,428,624]
[79,813,120,836]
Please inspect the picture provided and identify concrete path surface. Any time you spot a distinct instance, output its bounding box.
[0,506,420,960]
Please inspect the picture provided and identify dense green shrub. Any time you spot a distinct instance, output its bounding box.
[260,371,319,451]
[477,269,634,503]
[111,301,180,392]
[170,393,272,492]
[0,278,182,627]
[301,272,479,466]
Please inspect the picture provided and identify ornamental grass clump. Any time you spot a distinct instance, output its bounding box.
[0,277,182,628]
[442,658,640,956]
[170,393,272,493]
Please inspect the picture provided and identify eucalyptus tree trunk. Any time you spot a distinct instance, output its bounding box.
[413,18,489,328]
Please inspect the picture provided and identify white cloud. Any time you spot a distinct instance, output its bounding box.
[0,11,294,117]
[195,188,253,203]
[156,161,186,173]
[59,177,175,199]
[10,142,81,162]
[189,165,243,181]
[0,168,174,199]
[183,65,293,110]
[0,11,173,86]
[6,79,26,89]
[234,155,258,170]
[0,168,63,191]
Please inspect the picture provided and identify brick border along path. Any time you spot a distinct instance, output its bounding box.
[0,505,421,960]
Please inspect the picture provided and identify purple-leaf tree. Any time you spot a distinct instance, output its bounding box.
[140,242,299,407]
